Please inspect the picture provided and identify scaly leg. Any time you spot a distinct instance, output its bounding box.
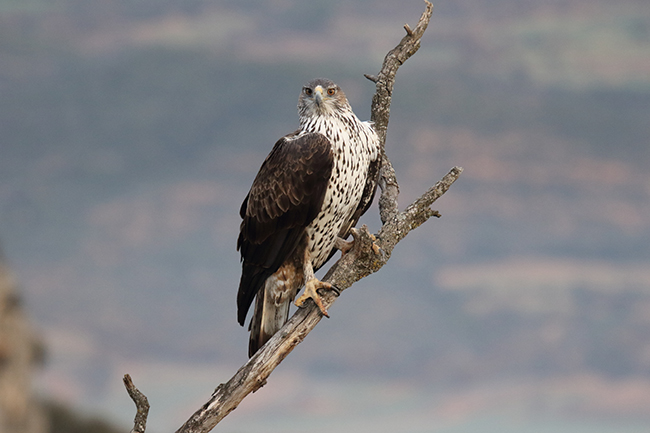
[295,249,335,317]
[336,227,381,256]
[334,236,354,255]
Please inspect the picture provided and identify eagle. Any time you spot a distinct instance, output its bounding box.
[237,78,381,356]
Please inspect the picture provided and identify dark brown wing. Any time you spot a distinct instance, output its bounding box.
[237,132,333,326]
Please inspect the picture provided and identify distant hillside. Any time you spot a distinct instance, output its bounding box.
[0,253,46,433]
[44,400,123,433]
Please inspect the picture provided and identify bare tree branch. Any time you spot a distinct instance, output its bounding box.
[369,1,433,223]
[123,374,149,433]
[369,0,433,148]
[123,2,463,432]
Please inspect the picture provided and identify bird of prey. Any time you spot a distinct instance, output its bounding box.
[237,78,381,356]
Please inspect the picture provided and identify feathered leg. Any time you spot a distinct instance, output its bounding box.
[248,262,301,357]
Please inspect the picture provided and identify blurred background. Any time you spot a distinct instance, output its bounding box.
[1,0,650,432]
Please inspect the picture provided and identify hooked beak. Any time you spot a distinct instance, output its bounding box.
[313,85,324,108]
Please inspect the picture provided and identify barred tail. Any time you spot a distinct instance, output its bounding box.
[248,283,292,357]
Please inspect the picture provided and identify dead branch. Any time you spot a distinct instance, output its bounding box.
[123,2,463,432]
[123,374,149,433]
[367,1,433,223]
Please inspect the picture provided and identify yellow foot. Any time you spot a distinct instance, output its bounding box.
[369,233,381,255]
[342,228,382,256]
[295,278,334,317]
[335,236,354,255]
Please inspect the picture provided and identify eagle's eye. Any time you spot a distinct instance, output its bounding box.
[327,88,336,96]
[304,87,313,96]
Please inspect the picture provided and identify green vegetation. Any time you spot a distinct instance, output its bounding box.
[44,400,124,433]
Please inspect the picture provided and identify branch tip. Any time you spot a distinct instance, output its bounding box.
[364,73,379,83]
[123,374,150,433]
[404,23,414,36]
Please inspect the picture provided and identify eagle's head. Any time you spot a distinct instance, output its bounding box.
[298,78,351,118]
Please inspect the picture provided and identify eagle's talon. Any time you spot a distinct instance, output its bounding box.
[295,278,333,317]
[366,232,382,255]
